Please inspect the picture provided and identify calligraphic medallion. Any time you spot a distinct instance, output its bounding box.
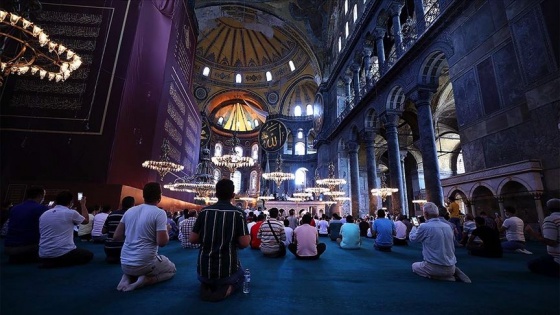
[200,117,211,148]
[258,119,287,152]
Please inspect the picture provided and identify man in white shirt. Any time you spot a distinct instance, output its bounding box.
[39,191,93,268]
[113,182,176,291]
[409,202,471,283]
[527,199,560,277]
[91,205,110,243]
[499,207,532,254]
[394,215,408,245]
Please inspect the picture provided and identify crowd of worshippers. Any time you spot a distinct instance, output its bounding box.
[1,182,559,302]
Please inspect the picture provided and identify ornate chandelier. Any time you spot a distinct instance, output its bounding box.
[164,148,216,198]
[142,138,184,178]
[305,169,330,194]
[293,191,312,198]
[261,154,294,187]
[371,173,398,201]
[316,162,347,190]
[0,8,82,86]
[211,131,255,174]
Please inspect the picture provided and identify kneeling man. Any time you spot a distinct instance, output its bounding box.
[409,202,471,283]
[113,182,176,291]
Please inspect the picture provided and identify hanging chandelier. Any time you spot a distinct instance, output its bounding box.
[163,148,216,198]
[305,168,330,194]
[261,154,294,187]
[142,138,184,179]
[293,191,312,198]
[371,173,398,201]
[0,8,82,86]
[316,162,347,191]
[211,131,255,174]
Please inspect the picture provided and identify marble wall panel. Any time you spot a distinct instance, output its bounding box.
[493,41,524,107]
[453,69,483,127]
[477,57,501,115]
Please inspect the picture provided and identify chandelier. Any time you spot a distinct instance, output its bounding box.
[293,191,312,198]
[211,131,255,174]
[316,162,347,191]
[305,168,330,194]
[0,8,82,86]
[164,148,216,198]
[257,195,274,200]
[371,173,398,201]
[261,154,294,187]
[142,138,184,178]
[286,196,304,202]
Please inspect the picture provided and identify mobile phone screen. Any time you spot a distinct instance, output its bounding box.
[78,192,83,201]
[411,217,419,226]
[48,201,54,206]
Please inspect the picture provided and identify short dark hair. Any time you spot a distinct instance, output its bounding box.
[55,191,74,206]
[25,186,45,199]
[283,219,289,226]
[289,209,295,215]
[301,214,312,224]
[332,213,341,220]
[257,214,265,221]
[346,215,354,223]
[188,210,197,218]
[102,205,111,213]
[143,182,162,203]
[121,196,135,210]
[269,207,279,218]
[215,179,234,200]
[504,206,516,214]
[474,216,485,225]
[377,209,386,218]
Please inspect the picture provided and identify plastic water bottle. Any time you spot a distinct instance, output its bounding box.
[243,269,251,294]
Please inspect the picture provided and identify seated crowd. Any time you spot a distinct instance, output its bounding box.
[2,181,559,302]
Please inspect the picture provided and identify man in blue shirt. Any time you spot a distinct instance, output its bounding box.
[409,202,471,283]
[337,215,361,249]
[372,209,395,252]
[4,186,48,263]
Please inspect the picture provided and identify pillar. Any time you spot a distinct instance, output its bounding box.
[532,192,545,225]
[413,0,426,34]
[389,3,404,57]
[408,88,444,207]
[399,149,409,216]
[363,44,374,88]
[381,112,406,215]
[373,27,386,75]
[351,62,361,106]
[497,196,505,218]
[363,130,379,213]
[343,75,352,106]
[347,141,360,218]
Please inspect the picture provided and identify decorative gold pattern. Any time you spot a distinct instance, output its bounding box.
[169,83,186,115]
[167,102,184,131]
[164,119,182,145]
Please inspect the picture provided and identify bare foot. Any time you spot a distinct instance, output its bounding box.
[117,274,132,291]
[123,275,147,292]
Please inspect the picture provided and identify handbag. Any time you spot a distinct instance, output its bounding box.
[267,220,286,257]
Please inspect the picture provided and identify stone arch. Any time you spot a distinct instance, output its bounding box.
[497,177,534,195]
[418,50,448,86]
[469,182,498,198]
[364,108,378,129]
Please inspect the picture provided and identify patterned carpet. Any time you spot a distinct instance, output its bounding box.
[1,237,558,315]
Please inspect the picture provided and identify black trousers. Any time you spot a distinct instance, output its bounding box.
[40,248,94,268]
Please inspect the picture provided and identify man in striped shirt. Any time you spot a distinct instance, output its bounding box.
[257,208,286,258]
[190,179,250,301]
[527,198,560,277]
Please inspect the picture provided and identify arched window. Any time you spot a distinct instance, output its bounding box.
[250,170,258,192]
[457,150,465,174]
[307,131,316,154]
[251,144,259,161]
[345,22,349,38]
[234,146,243,157]
[306,104,313,116]
[254,120,259,127]
[266,71,272,81]
[202,66,210,76]
[217,117,224,126]
[289,60,295,71]
[235,73,242,83]
[295,168,308,187]
[297,130,303,139]
[213,169,221,183]
[353,4,358,22]
[295,142,305,155]
[344,0,348,14]
[285,132,294,154]
[214,143,223,157]
[338,37,342,52]
[233,171,241,193]
[294,105,302,116]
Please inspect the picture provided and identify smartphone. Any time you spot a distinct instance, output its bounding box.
[411,217,419,226]
[77,192,83,201]
[48,201,55,207]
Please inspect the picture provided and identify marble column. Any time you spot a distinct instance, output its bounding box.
[389,3,404,57]
[408,88,444,207]
[343,75,353,106]
[351,62,361,106]
[532,192,545,225]
[413,0,426,34]
[381,112,406,215]
[497,196,505,218]
[347,141,360,218]
[363,44,374,88]
[399,150,409,216]
[373,27,386,75]
[363,130,379,213]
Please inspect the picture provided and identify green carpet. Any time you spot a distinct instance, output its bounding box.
[1,238,558,315]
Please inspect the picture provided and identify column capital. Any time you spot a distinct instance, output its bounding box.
[380,111,400,128]
[531,191,543,200]
[361,129,377,142]
[350,62,361,72]
[363,44,373,56]
[342,74,352,83]
[408,88,435,109]
[388,1,404,17]
[373,27,386,40]
[346,141,359,153]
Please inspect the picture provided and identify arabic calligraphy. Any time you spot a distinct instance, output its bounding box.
[258,120,287,152]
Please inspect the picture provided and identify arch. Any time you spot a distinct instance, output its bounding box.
[386,86,406,111]
[213,169,222,182]
[232,171,242,193]
[497,177,534,196]
[214,142,223,157]
[364,108,378,129]
[251,143,259,160]
[418,50,449,86]
[295,167,309,187]
[250,170,258,192]
[468,182,498,198]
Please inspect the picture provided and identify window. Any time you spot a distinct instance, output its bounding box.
[250,171,258,192]
[295,168,308,187]
[217,116,224,126]
[457,150,465,174]
[297,130,303,139]
[306,104,313,116]
[295,142,305,155]
[252,144,259,160]
[338,37,342,52]
[213,169,221,182]
[266,71,272,81]
[234,146,243,157]
[289,60,295,71]
[307,132,316,154]
[214,143,223,157]
[233,171,241,193]
[353,4,358,22]
[344,0,348,14]
[294,105,302,116]
[345,22,349,38]
[254,120,259,127]
[202,66,210,76]
[236,73,242,83]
